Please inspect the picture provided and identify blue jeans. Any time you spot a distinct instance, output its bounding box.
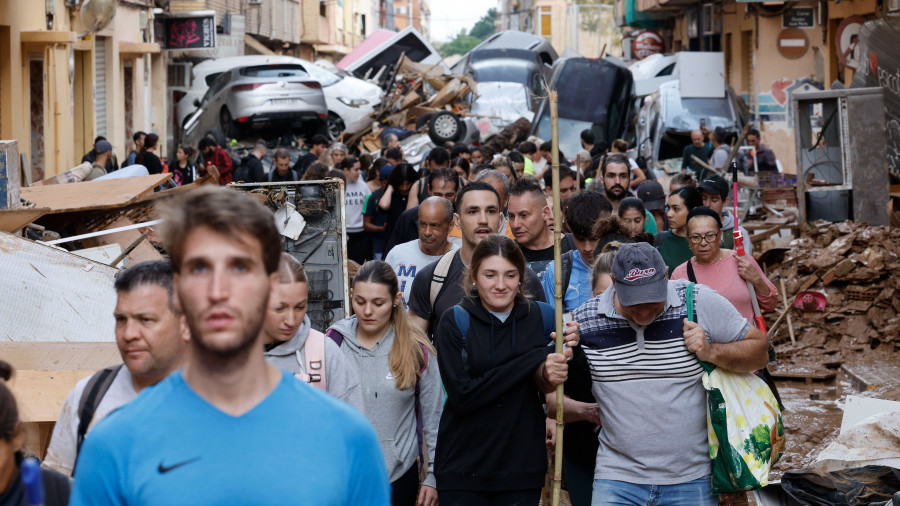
[592,476,717,506]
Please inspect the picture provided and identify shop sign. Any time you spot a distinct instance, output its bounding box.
[632,31,665,60]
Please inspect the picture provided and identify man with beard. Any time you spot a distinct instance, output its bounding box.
[600,153,631,211]
[71,187,389,505]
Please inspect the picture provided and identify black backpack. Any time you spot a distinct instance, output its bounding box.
[73,364,123,476]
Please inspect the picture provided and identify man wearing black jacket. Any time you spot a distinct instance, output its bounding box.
[291,134,329,178]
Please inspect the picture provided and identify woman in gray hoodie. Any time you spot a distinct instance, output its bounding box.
[263,254,365,413]
[327,260,442,506]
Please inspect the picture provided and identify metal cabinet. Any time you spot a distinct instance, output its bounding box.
[230,180,349,332]
[792,87,889,226]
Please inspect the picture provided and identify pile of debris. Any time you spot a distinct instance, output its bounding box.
[761,219,900,373]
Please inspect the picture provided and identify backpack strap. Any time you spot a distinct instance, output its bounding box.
[429,251,457,310]
[452,305,470,375]
[325,328,345,347]
[560,251,574,309]
[536,301,555,342]
[686,260,698,283]
[295,329,327,391]
[74,364,123,476]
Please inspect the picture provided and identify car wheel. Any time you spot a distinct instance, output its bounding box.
[220,108,239,139]
[415,113,435,131]
[428,111,461,145]
[326,113,345,140]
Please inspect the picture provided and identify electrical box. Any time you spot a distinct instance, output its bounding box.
[792,87,889,226]
[229,180,350,333]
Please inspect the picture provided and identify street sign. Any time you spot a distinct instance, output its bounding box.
[158,13,217,51]
[632,31,665,60]
[783,7,815,29]
[777,28,809,60]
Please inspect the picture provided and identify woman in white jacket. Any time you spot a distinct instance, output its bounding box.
[327,260,442,506]
[263,253,365,413]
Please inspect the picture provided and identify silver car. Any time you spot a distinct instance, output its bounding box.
[183,63,327,145]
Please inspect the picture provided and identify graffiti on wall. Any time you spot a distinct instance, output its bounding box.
[758,77,823,128]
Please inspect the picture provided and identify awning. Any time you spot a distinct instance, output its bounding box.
[244,34,275,55]
[119,42,161,55]
[625,0,665,27]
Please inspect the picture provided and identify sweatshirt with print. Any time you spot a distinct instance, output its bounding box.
[264,316,365,413]
[328,316,442,489]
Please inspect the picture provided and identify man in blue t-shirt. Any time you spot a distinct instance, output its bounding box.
[542,191,611,312]
[71,187,390,505]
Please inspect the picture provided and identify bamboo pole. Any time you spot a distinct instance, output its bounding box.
[549,89,566,506]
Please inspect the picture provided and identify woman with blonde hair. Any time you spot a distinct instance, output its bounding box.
[327,260,442,506]
[263,253,364,412]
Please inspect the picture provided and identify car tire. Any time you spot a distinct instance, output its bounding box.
[428,111,461,145]
[415,113,435,131]
[326,113,345,141]
[220,108,239,139]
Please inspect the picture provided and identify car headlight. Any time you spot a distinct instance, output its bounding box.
[337,97,369,107]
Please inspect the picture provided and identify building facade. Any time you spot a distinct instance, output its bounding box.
[0,0,160,181]
[500,0,620,58]
[618,0,879,173]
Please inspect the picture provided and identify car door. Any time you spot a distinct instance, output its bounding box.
[184,71,231,144]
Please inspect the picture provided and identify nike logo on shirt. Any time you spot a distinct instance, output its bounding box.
[158,457,201,474]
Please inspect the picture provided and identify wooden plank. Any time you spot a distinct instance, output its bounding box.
[84,216,162,266]
[9,370,96,422]
[0,232,118,343]
[769,368,836,382]
[0,208,49,233]
[0,342,120,371]
[20,174,171,214]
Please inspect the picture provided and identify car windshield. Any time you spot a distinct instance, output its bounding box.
[533,116,594,163]
[663,87,735,131]
[302,64,341,87]
[239,64,308,78]
[470,58,537,85]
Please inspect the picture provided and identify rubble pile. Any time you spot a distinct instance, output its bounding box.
[762,220,900,371]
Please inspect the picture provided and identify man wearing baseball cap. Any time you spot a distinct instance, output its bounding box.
[636,180,667,233]
[571,242,767,504]
[697,174,752,254]
[86,140,114,181]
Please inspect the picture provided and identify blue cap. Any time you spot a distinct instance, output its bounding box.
[379,164,394,181]
[95,140,113,153]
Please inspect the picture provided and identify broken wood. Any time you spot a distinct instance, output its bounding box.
[779,278,796,344]
[109,229,152,267]
[20,173,171,214]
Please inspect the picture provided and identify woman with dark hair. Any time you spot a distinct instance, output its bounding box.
[0,361,71,505]
[171,145,196,186]
[367,157,389,192]
[263,254,364,412]
[671,207,777,323]
[300,162,329,181]
[377,163,419,245]
[450,157,470,184]
[136,133,163,175]
[327,261,442,506]
[617,197,648,237]
[434,234,574,505]
[657,186,703,276]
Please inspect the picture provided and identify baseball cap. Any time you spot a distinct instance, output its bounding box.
[575,150,592,164]
[379,164,394,181]
[95,140,113,153]
[698,174,730,198]
[611,243,668,306]
[636,180,666,210]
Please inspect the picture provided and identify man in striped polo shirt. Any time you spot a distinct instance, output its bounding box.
[571,242,768,505]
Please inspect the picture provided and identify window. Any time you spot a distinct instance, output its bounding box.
[320,1,326,17]
[540,7,551,39]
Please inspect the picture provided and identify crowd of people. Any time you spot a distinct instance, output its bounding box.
[0,126,783,506]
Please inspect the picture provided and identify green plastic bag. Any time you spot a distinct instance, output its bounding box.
[686,283,786,494]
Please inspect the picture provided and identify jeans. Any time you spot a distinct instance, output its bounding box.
[592,476,717,506]
[438,488,542,506]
